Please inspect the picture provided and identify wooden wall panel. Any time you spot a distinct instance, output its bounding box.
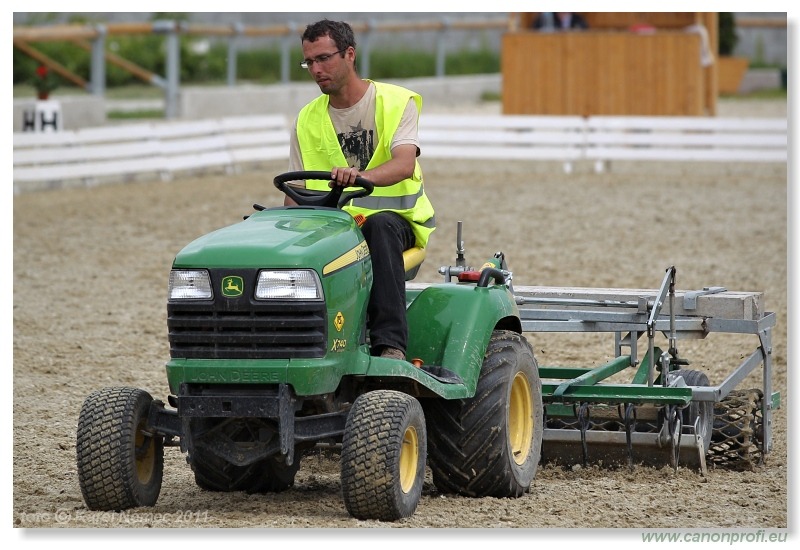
[502,32,706,116]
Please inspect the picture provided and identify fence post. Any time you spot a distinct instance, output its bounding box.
[435,17,450,78]
[90,24,106,96]
[227,22,242,87]
[153,20,180,119]
[281,22,296,84]
[359,19,376,79]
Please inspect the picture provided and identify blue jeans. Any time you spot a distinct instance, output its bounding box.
[361,211,415,355]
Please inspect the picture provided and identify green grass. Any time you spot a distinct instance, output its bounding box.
[720,88,787,100]
[107,109,165,120]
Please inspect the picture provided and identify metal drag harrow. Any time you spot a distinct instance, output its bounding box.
[510,266,777,475]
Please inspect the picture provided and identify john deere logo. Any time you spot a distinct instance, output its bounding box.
[222,276,243,298]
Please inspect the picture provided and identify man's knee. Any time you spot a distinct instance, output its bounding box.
[361,212,413,248]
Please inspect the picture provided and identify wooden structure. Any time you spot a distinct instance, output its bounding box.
[503,13,719,116]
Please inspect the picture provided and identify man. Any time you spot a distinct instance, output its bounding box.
[286,19,435,361]
[532,12,589,31]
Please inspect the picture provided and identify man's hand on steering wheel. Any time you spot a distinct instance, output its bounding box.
[329,167,361,188]
[273,170,375,209]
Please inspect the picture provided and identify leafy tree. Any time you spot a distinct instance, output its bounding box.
[718,12,739,56]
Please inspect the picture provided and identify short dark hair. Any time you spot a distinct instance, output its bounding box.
[302,19,356,51]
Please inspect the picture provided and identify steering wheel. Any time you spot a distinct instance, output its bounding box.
[273,171,375,209]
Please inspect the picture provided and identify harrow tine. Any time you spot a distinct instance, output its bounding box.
[577,403,590,467]
[622,403,637,470]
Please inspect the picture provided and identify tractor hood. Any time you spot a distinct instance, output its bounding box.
[172,207,363,270]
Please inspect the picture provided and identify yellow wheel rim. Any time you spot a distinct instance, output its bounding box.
[135,422,155,483]
[509,372,534,465]
[399,425,419,493]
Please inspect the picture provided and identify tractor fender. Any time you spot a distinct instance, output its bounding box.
[401,283,520,397]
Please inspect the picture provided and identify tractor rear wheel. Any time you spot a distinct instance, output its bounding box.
[187,419,301,493]
[190,448,301,493]
[340,390,426,521]
[76,387,164,511]
[672,369,714,453]
[425,330,543,497]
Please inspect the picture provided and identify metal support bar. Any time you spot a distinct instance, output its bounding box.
[90,24,106,96]
[647,267,675,386]
[552,355,632,397]
[517,296,642,308]
[715,347,771,401]
[360,19,376,78]
[542,381,692,405]
[615,330,640,367]
[520,318,705,334]
[435,17,450,78]
[227,23,243,86]
[147,400,182,438]
[759,326,774,455]
[154,20,180,119]
[280,22,295,84]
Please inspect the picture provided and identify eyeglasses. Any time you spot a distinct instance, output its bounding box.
[300,49,346,69]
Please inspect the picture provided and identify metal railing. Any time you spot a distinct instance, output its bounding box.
[13,18,510,119]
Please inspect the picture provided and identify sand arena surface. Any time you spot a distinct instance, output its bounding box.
[12,98,788,531]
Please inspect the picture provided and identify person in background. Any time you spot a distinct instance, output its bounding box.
[532,12,589,31]
[286,19,435,361]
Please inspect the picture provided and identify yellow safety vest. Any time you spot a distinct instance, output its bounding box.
[296,80,435,248]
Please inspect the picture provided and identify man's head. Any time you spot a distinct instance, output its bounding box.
[301,19,359,97]
[302,19,356,52]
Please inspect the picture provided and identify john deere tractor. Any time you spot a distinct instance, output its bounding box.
[76,171,543,522]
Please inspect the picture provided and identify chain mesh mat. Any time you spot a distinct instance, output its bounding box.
[707,388,764,470]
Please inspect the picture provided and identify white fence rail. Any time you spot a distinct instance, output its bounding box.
[13,114,787,193]
[419,114,788,173]
[12,115,290,192]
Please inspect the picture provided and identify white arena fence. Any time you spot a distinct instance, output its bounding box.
[13,114,787,193]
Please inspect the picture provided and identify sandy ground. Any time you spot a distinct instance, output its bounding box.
[11,98,789,539]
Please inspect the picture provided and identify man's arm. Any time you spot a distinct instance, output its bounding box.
[330,97,420,188]
[330,143,417,188]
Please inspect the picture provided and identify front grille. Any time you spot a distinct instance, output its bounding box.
[168,300,327,359]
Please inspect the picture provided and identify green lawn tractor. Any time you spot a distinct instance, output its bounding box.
[76,170,779,522]
[76,171,544,522]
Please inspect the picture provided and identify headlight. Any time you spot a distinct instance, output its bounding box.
[255,269,323,300]
[169,269,213,300]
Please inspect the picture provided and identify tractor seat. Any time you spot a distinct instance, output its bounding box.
[403,247,426,281]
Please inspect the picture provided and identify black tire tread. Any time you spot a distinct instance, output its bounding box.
[341,390,426,521]
[76,387,163,511]
[190,445,300,493]
[425,330,543,498]
[673,369,714,452]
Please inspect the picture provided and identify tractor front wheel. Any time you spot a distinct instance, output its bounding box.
[76,387,164,511]
[425,330,543,497]
[340,390,427,521]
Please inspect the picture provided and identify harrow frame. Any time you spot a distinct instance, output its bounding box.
[512,266,777,474]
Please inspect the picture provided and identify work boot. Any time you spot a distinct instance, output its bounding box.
[380,347,406,361]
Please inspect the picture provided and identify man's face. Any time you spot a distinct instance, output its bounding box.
[301,35,352,95]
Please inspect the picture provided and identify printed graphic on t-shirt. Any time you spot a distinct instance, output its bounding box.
[337,121,374,171]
